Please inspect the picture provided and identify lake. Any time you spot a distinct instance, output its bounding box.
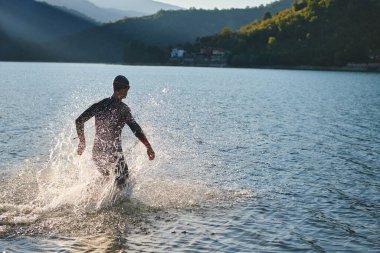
[0,62,379,252]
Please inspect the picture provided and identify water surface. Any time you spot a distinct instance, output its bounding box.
[0,62,379,252]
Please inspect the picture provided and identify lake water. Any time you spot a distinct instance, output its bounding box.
[0,62,379,252]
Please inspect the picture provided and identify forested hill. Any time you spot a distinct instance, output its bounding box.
[0,0,97,43]
[46,0,296,62]
[0,0,98,61]
[193,0,380,67]
[112,0,297,45]
[37,0,146,23]
[0,28,53,61]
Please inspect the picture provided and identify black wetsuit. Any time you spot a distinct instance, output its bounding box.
[76,97,145,185]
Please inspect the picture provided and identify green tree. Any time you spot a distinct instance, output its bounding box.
[268,36,277,46]
[264,11,272,20]
[221,27,232,36]
[292,0,307,11]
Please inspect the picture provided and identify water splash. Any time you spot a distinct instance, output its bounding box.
[0,124,135,236]
[0,85,253,238]
[0,123,251,237]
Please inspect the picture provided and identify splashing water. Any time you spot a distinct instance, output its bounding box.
[34,125,133,212]
[0,70,253,239]
[0,124,137,235]
[0,114,250,237]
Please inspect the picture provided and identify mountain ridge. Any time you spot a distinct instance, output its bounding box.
[37,0,147,23]
[87,0,182,14]
[45,0,296,62]
[0,0,97,43]
[0,0,98,61]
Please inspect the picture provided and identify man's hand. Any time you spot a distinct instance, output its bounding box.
[77,141,86,155]
[138,135,155,160]
[147,146,155,160]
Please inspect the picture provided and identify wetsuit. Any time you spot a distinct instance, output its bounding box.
[75,97,145,186]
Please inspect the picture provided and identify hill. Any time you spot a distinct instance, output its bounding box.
[46,0,296,63]
[87,0,182,15]
[192,0,380,67]
[0,0,97,43]
[37,0,146,23]
[0,28,53,61]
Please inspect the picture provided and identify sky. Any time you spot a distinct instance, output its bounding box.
[156,0,276,9]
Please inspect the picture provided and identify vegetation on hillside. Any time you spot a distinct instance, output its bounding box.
[188,0,380,67]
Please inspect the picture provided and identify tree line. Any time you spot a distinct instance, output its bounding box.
[180,0,380,67]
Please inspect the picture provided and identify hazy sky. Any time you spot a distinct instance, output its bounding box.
[157,0,276,9]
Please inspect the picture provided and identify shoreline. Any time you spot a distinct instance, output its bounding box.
[1,60,380,73]
[260,64,380,73]
[166,61,380,73]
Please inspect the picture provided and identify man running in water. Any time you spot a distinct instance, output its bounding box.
[75,75,155,189]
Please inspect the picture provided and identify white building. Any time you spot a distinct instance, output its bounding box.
[171,48,185,58]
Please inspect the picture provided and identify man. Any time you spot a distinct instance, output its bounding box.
[75,75,155,189]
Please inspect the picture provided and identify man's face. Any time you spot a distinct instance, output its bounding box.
[120,87,129,99]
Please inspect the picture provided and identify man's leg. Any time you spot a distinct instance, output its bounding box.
[93,153,111,176]
[114,154,129,189]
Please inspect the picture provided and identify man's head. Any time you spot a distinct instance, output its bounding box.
[113,75,130,99]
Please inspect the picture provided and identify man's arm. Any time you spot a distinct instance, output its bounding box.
[75,102,99,155]
[137,135,155,160]
[125,111,155,160]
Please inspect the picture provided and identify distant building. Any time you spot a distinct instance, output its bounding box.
[369,54,380,62]
[169,47,227,67]
[212,48,225,56]
[200,47,212,56]
[368,49,380,63]
[171,48,186,58]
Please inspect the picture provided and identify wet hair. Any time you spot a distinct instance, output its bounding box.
[113,75,130,91]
